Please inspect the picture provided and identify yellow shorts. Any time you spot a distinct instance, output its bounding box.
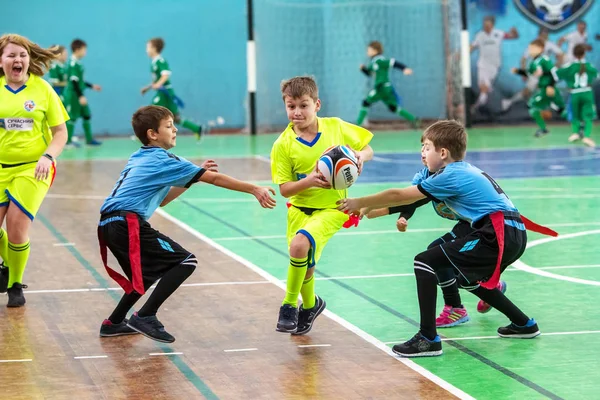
[0,162,55,220]
[286,206,348,268]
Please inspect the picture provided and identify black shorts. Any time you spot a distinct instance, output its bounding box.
[421,212,527,286]
[439,220,474,243]
[98,211,193,291]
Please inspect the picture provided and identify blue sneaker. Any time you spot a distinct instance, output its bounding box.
[86,139,102,146]
[498,318,540,339]
[392,332,443,357]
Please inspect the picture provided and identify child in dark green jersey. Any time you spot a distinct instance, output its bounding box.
[141,38,205,139]
[357,41,419,128]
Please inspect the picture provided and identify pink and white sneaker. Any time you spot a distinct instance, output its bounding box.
[436,305,470,328]
[477,281,507,313]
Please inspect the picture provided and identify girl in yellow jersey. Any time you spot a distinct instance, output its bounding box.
[0,34,69,307]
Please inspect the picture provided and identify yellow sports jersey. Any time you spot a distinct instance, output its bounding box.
[271,117,373,209]
[0,74,69,164]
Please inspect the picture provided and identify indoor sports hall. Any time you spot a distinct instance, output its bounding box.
[2,1,600,399]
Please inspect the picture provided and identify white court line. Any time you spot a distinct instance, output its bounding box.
[253,155,271,163]
[22,265,600,295]
[74,355,108,360]
[537,264,600,270]
[211,222,600,242]
[513,229,600,286]
[0,359,33,363]
[149,352,183,356]
[213,228,448,242]
[223,348,258,353]
[46,194,105,200]
[53,243,76,247]
[22,273,415,294]
[315,273,413,280]
[155,208,474,400]
[298,344,332,348]
[383,330,600,345]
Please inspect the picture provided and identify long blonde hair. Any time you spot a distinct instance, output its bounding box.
[0,33,58,77]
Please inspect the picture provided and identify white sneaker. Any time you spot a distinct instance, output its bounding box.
[582,137,596,147]
[568,133,582,142]
[501,99,512,112]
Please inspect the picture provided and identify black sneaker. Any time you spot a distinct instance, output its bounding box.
[392,332,443,358]
[497,318,540,339]
[7,283,26,308]
[534,129,549,138]
[276,304,298,333]
[0,263,8,294]
[292,295,326,336]
[99,318,140,337]
[127,313,175,343]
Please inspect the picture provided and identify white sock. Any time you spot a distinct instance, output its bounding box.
[475,92,488,107]
[510,91,523,103]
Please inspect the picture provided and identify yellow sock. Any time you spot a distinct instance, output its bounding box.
[7,240,30,287]
[0,228,7,265]
[282,256,308,307]
[300,274,316,309]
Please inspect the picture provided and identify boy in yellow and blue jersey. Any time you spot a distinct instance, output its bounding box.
[270,76,374,334]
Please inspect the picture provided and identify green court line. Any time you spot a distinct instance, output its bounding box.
[178,199,564,400]
[36,213,220,400]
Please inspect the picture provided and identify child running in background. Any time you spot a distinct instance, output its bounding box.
[63,39,102,147]
[557,44,598,148]
[510,39,567,138]
[357,41,419,128]
[141,38,205,139]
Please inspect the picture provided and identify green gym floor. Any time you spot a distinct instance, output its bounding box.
[46,125,600,399]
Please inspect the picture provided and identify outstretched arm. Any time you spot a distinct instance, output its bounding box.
[337,185,426,215]
[152,73,170,89]
[199,171,276,208]
[161,160,219,206]
[505,27,519,39]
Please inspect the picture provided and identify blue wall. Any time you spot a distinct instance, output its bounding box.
[2,0,247,134]
[4,0,455,134]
